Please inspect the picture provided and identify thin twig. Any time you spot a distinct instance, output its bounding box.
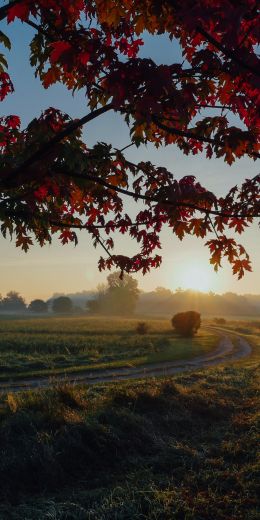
[94,234,114,259]
[208,215,220,239]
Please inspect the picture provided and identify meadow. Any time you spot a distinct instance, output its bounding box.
[0,316,217,380]
[0,320,258,519]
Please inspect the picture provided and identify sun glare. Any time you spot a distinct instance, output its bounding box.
[177,265,212,292]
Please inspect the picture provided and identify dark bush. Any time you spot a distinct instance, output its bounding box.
[214,318,226,325]
[28,299,48,313]
[136,322,149,335]
[171,311,201,337]
[52,296,73,314]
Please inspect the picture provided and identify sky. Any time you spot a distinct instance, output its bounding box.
[0,16,259,302]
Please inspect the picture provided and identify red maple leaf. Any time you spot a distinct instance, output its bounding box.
[34,186,49,201]
[50,42,72,63]
[232,259,252,280]
[79,52,90,66]
[7,3,30,23]
[6,115,20,129]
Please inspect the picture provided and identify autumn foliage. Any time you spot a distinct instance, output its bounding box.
[0,0,259,277]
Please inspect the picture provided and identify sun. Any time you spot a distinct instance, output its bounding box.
[177,265,212,292]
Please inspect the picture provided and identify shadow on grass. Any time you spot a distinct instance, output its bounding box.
[0,374,243,501]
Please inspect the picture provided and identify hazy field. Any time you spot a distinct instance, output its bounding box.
[0,321,258,519]
[0,316,217,380]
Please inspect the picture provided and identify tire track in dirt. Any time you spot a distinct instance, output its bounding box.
[0,328,251,393]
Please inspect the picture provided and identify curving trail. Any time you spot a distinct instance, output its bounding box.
[0,329,251,393]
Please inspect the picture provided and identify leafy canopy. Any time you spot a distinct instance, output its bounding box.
[0,0,259,278]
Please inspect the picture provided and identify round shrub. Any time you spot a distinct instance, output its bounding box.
[171,311,201,337]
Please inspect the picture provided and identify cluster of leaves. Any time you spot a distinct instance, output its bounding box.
[0,0,259,277]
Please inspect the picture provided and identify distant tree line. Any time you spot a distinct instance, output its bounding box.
[0,272,140,316]
[0,291,27,312]
[0,292,73,314]
[1,276,260,318]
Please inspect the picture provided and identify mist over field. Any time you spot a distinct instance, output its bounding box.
[48,288,260,317]
[1,284,260,319]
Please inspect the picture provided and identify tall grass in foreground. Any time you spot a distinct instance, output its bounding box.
[0,323,259,519]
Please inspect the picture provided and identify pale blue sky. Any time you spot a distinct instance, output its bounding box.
[0,18,259,301]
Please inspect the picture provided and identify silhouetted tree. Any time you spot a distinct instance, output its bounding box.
[28,299,48,313]
[52,296,73,314]
[172,311,201,337]
[89,272,139,315]
[1,291,26,312]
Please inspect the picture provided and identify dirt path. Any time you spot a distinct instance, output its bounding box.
[0,329,251,393]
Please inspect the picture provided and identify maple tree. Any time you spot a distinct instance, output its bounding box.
[0,0,259,278]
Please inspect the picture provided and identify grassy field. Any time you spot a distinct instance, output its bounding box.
[0,320,258,519]
[0,317,217,380]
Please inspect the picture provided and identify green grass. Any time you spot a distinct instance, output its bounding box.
[0,321,258,519]
[0,317,217,380]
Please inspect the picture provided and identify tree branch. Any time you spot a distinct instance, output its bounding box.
[53,166,260,219]
[152,116,215,144]
[49,219,152,230]
[1,207,155,230]
[2,103,114,189]
[94,235,114,259]
[195,104,232,110]
[197,26,260,78]
[152,116,260,159]
[25,19,53,39]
